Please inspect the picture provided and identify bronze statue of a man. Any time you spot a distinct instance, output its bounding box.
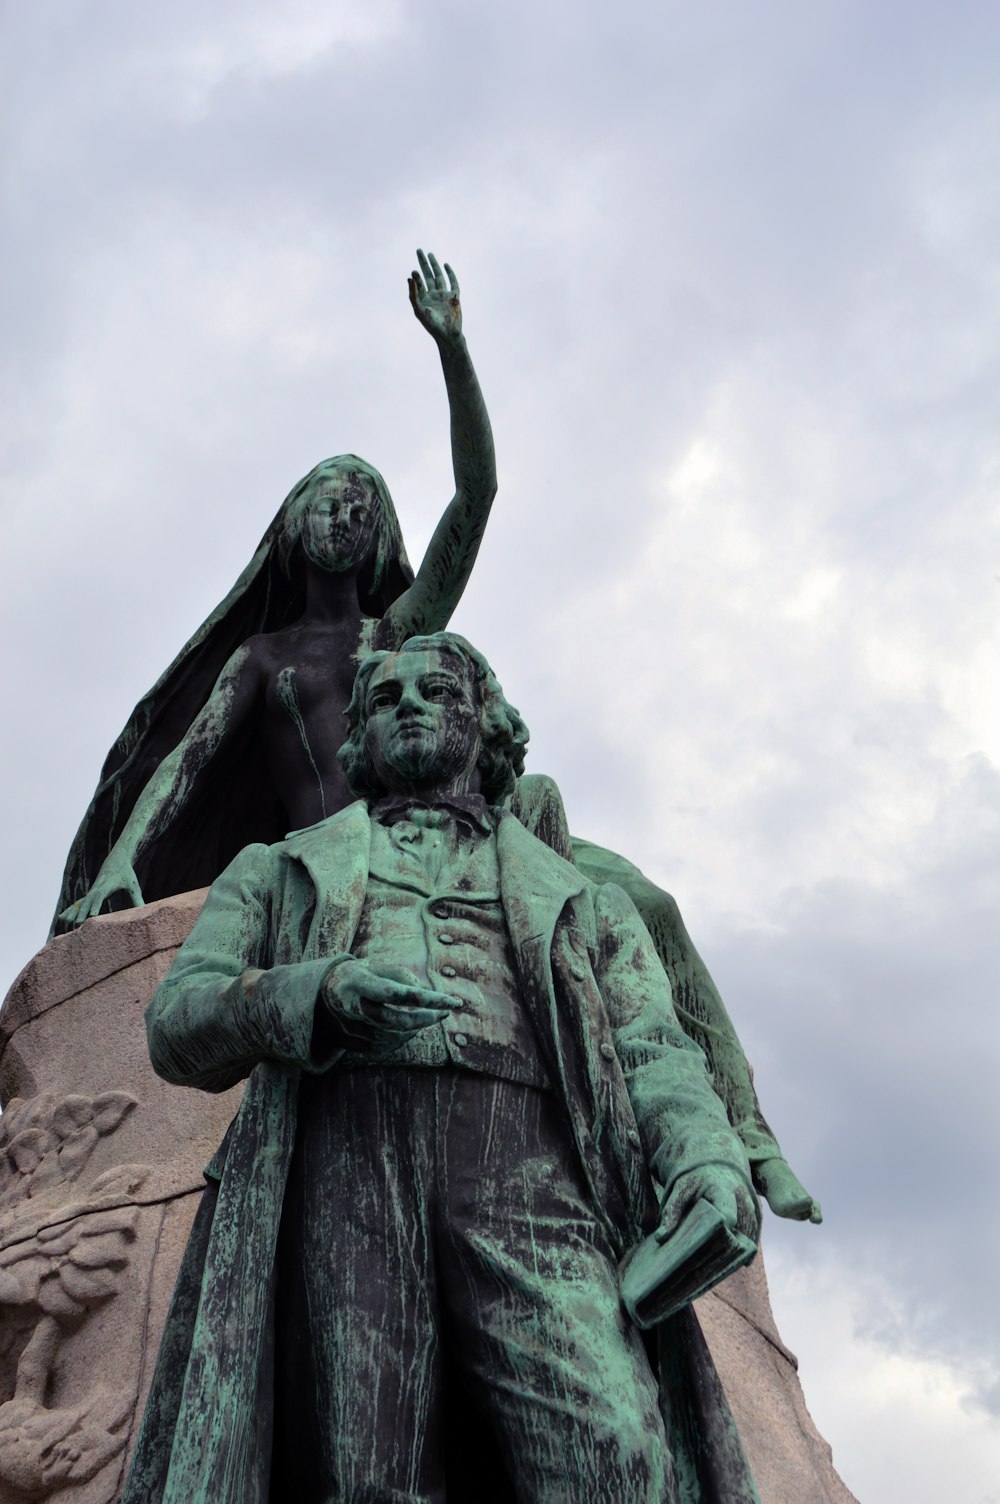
[124,633,761,1504]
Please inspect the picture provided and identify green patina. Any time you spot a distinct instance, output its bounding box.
[51,250,819,1225]
[47,254,823,1500]
[124,634,762,1503]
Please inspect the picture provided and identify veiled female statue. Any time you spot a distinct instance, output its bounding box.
[56,252,494,929]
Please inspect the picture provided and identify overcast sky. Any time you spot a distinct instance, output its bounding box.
[2,3,999,1499]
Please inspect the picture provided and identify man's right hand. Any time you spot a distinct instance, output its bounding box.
[321,959,453,1052]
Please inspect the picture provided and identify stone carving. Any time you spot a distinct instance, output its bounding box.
[0,1095,141,1219]
[1,893,250,1504]
[0,1095,151,1502]
[0,1387,131,1498]
[0,1202,140,1326]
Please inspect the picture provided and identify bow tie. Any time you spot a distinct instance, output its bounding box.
[372,794,494,836]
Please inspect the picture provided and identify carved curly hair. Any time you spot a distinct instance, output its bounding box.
[338,633,529,805]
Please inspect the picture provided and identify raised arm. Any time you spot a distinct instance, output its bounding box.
[376,251,497,648]
[60,644,263,925]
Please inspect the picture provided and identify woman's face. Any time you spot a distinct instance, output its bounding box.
[299,465,379,573]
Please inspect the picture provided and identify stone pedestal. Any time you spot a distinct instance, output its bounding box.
[0,896,241,1504]
[0,897,857,1503]
[696,1257,858,1502]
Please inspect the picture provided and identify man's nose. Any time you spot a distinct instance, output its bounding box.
[396,682,428,716]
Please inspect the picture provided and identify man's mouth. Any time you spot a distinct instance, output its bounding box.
[393,720,434,739]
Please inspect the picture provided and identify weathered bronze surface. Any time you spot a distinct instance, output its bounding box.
[124,634,762,1503]
[33,252,831,1501]
[56,252,497,935]
[50,247,817,1221]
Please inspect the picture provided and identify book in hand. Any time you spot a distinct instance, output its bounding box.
[619,1197,757,1330]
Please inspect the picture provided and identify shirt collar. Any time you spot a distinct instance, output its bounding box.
[371,792,494,836]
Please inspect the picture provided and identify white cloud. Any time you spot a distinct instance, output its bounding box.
[767,1248,1000,1504]
[177,0,407,98]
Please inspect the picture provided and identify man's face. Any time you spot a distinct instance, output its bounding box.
[363,649,482,794]
[300,465,378,573]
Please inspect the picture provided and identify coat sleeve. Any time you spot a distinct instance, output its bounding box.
[593,882,755,1202]
[146,843,348,1093]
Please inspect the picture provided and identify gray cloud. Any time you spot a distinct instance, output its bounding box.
[706,754,1000,1389]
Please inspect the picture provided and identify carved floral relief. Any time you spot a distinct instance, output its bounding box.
[0,1093,150,1500]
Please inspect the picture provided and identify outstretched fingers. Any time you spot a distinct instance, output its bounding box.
[362,972,454,1036]
[364,973,453,1013]
[59,891,104,927]
[58,865,144,927]
[417,248,452,291]
[408,249,461,336]
[416,247,436,286]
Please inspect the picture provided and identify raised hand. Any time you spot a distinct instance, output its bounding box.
[408,249,462,344]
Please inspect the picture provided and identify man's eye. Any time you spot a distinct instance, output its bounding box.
[369,694,396,712]
[426,683,454,700]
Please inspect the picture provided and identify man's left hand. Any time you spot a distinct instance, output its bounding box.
[655,1166,760,1246]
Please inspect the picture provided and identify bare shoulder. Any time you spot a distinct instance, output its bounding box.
[205,634,272,701]
[243,627,287,661]
[240,627,303,676]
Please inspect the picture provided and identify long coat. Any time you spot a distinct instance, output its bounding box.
[124,803,761,1504]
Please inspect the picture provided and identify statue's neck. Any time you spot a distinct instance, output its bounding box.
[382,766,484,803]
[300,561,364,626]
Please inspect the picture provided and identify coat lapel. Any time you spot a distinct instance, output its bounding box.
[155,807,375,1504]
[496,809,587,946]
[283,802,588,961]
[497,811,588,1095]
[282,801,372,958]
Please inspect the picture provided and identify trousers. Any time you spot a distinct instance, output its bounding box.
[271,1067,672,1503]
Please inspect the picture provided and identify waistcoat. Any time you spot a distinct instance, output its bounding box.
[345,806,549,1089]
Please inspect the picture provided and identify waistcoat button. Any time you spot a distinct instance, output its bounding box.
[453,1032,469,1047]
[439,933,455,945]
[440,965,457,978]
[600,1043,615,1061]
